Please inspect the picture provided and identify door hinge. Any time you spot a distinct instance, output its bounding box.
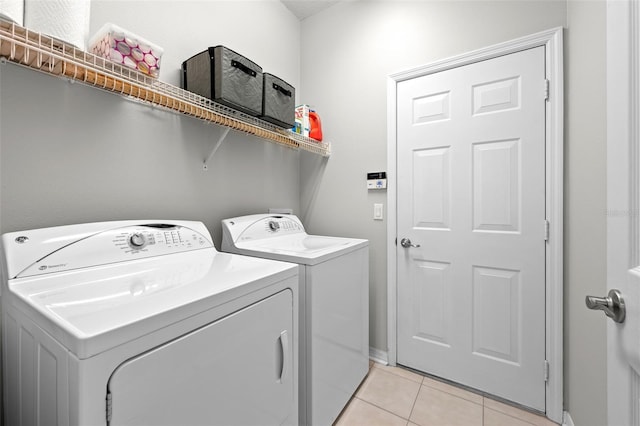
[544,360,550,382]
[544,220,550,242]
[106,391,113,423]
[544,79,550,101]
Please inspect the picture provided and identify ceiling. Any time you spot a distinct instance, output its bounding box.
[281,0,340,20]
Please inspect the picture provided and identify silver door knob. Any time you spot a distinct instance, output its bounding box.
[400,238,420,248]
[585,289,626,323]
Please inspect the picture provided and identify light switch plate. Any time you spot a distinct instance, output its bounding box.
[374,203,383,220]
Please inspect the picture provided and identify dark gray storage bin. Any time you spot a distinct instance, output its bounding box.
[260,73,295,128]
[182,46,263,116]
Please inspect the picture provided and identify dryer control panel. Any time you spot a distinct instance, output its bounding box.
[113,225,209,254]
[4,221,215,279]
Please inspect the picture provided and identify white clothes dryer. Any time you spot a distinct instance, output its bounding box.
[221,214,369,426]
[1,220,298,426]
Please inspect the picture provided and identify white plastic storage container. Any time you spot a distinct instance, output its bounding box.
[182,46,263,116]
[89,23,163,78]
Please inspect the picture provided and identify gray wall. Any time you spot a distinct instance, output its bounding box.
[0,0,302,248]
[300,1,606,425]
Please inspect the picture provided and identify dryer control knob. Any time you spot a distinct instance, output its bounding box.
[268,221,280,232]
[129,233,146,249]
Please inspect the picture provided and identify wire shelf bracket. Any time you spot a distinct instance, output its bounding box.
[203,128,231,170]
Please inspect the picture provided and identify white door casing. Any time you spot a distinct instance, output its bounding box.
[396,46,546,410]
[387,28,563,424]
[607,2,640,425]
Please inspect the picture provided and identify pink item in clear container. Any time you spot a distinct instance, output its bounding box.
[89,23,163,78]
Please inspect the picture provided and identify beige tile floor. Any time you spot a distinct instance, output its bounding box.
[335,362,559,426]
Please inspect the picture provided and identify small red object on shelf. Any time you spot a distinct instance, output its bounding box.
[309,110,323,141]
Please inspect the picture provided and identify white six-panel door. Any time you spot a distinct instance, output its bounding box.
[396,46,547,411]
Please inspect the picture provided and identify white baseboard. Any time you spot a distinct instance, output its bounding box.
[563,411,575,426]
[369,347,389,365]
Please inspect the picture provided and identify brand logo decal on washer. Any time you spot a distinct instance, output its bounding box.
[38,264,67,271]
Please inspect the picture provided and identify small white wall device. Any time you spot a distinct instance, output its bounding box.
[367,171,387,189]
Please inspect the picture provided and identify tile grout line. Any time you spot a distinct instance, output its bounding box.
[405,377,424,425]
[380,364,484,405]
[355,368,425,423]
[353,396,414,424]
[377,365,487,424]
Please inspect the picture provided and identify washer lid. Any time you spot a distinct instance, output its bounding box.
[7,249,297,359]
[233,233,367,265]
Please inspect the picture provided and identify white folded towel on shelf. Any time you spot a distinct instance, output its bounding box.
[24,0,91,50]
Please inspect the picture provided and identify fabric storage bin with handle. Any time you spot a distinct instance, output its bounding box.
[182,46,263,116]
[260,73,295,128]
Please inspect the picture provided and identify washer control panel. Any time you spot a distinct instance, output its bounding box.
[266,218,302,234]
[244,216,304,241]
[222,214,306,245]
[244,216,303,241]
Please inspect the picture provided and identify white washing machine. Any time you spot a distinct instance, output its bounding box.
[221,214,369,426]
[1,220,299,426]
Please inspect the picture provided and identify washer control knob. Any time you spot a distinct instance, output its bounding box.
[268,221,280,231]
[129,233,146,249]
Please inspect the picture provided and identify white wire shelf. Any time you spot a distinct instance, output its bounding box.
[0,20,331,158]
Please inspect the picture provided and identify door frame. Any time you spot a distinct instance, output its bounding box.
[386,27,564,424]
[606,1,639,425]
